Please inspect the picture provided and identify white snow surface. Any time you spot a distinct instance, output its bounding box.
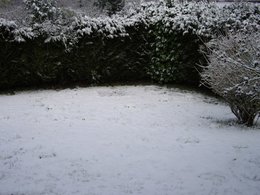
[0,85,259,195]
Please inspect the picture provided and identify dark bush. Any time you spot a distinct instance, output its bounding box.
[148,30,206,85]
[67,23,151,84]
[0,2,259,90]
[0,16,152,90]
[94,0,125,16]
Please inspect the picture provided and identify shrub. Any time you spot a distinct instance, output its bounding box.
[147,2,260,84]
[24,0,62,23]
[0,1,259,90]
[0,10,151,89]
[201,32,260,126]
[94,0,125,16]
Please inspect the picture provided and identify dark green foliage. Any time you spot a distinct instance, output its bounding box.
[0,0,10,6]
[0,38,66,89]
[94,0,125,15]
[0,2,259,90]
[62,23,151,84]
[148,30,206,85]
[24,0,62,23]
[0,22,151,90]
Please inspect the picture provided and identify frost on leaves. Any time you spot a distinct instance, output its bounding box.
[201,33,260,126]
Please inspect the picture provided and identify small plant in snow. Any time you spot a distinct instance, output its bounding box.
[201,32,260,126]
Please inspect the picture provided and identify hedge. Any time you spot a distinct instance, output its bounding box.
[0,1,259,90]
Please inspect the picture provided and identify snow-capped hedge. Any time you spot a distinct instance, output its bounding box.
[1,2,259,45]
[0,18,34,42]
[0,9,151,89]
[146,1,260,84]
[0,1,259,89]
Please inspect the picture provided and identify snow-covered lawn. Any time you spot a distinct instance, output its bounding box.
[0,85,259,195]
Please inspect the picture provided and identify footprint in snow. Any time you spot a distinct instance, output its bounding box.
[176,137,200,144]
[98,89,126,97]
[0,173,5,180]
[68,168,90,183]
[243,174,260,182]
[248,157,260,168]
[233,145,249,150]
[198,172,226,186]
[39,153,56,159]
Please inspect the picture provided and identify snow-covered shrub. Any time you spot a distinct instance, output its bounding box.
[147,1,260,84]
[0,19,35,89]
[61,12,151,83]
[0,1,260,89]
[94,0,125,16]
[24,0,62,23]
[147,2,218,84]
[0,4,152,89]
[0,18,34,42]
[219,3,260,34]
[201,32,260,126]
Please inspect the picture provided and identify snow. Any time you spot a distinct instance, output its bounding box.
[0,85,259,195]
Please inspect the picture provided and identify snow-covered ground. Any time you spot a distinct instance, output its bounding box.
[0,85,259,195]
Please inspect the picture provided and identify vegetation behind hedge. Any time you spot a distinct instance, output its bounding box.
[0,1,259,90]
